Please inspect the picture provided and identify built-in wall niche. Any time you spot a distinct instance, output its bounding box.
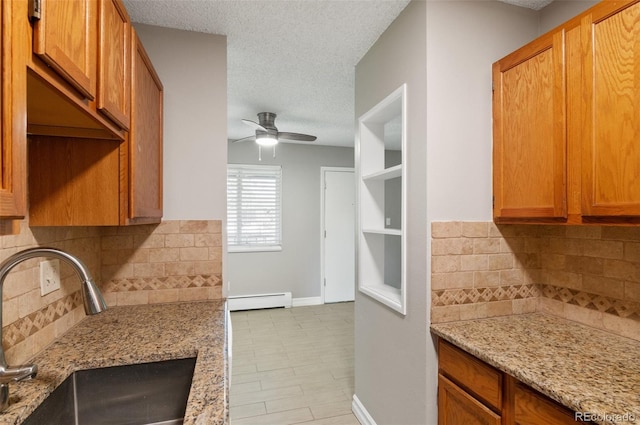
[357,84,406,315]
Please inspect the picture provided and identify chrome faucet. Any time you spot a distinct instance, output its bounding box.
[0,247,107,411]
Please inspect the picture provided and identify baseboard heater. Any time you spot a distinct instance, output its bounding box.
[227,292,292,311]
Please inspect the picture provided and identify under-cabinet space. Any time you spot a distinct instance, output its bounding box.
[28,136,121,226]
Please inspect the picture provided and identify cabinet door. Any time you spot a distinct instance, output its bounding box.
[33,0,97,100]
[0,0,27,219]
[129,29,163,221]
[97,0,130,130]
[438,375,501,425]
[581,0,640,217]
[515,384,586,425]
[493,30,567,221]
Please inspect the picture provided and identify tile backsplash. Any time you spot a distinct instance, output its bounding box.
[431,222,640,341]
[1,220,222,365]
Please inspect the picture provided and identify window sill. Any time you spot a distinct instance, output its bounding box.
[228,246,282,253]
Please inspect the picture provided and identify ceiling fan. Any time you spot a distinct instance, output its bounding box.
[233,112,317,146]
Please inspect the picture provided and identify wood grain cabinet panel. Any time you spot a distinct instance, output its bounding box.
[97,0,131,130]
[494,0,640,225]
[581,0,640,218]
[126,28,163,223]
[493,30,567,222]
[438,375,501,425]
[0,0,27,219]
[515,384,588,425]
[33,0,97,100]
[439,340,502,411]
[437,339,591,425]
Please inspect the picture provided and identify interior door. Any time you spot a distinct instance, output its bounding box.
[323,169,355,303]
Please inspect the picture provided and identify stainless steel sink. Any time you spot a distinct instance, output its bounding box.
[23,357,196,425]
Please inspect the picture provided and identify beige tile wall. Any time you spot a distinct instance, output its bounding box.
[431,222,539,323]
[100,220,223,306]
[431,222,640,342]
[0,219,223,366]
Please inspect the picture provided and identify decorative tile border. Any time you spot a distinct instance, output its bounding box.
[433,282,640,321]
[3,291,82,348]
[539,284,640,321]
[104,274,222,293]
[432,284,539,307]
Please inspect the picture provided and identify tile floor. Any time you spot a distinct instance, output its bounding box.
[230,302,358,425]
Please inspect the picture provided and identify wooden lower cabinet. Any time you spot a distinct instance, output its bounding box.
[438,340,590,425]
[514,384,584,425]
[439,374,501,425]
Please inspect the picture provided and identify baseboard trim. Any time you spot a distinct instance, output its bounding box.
[352,394,377,425]
[227,292,292,311]
[292,296,323,307]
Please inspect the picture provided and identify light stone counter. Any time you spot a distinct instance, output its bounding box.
[431,313,639,425]
[0,301,228,425]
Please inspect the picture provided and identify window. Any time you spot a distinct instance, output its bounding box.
[227,164,282,252]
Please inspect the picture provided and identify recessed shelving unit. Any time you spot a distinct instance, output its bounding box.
[357,84,406,315]
[362,228,402,236]
[362,164,402,181]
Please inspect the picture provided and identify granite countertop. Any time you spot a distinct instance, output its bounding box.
[431,313,640,425]
[0,300,229,425]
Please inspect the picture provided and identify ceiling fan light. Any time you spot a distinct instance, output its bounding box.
[256,134,278,146]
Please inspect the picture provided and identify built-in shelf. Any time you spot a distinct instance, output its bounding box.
[362,228,402,236]
[362,164,402,181]
[357,83,406,316]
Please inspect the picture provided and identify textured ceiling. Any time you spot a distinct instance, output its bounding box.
[499,0,553,10]
[123,0,411,148]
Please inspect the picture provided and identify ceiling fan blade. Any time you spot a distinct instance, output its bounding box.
[232,135,257,143]
[277,132,317,142]
[242,119,267,131]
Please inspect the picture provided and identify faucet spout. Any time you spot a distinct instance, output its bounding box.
[0,364,38,384]
[0,247,108,411]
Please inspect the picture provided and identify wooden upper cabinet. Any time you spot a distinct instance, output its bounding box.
[0,0,27,219]
[581,0,640,218]
[493,30,567,222]
[32,0,97,100]
[128,28,163,223]
[97,0,130,130]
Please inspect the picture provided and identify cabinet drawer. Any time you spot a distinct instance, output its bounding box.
[438,340,502,411]
[515,384,588,425]
[439,374,501,425]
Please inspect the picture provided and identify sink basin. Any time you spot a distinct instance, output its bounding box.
[23,357,196,425]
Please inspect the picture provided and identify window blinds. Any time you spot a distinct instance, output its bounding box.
[227,165,282,249]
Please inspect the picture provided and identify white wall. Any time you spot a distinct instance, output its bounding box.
[426,1,539,222]
[227,142,354,299]
[353,1,540,423]
[133,24,227,221]
[355,1,428,423]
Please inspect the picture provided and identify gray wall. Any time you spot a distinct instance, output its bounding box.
[134,24,227,222]
[227,142,354,299]
[354,1,428,423]
[539,0,597,33]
